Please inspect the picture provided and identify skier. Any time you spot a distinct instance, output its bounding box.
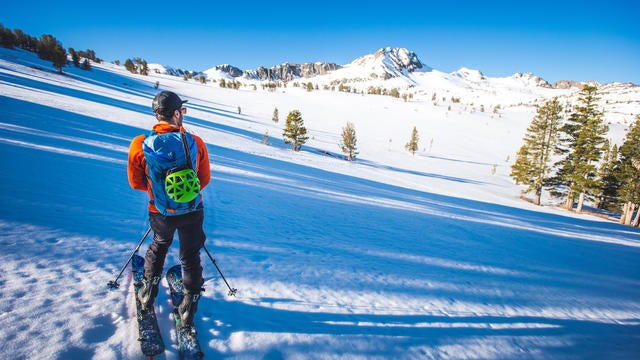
[127,90,211,328]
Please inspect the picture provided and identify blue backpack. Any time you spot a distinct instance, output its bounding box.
[142,130,201,216]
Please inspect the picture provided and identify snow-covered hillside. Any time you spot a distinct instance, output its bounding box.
[1,47,639,359]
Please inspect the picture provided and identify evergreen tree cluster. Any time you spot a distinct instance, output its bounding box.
[510,85,640,226]
[1,24,100,73]
[1,25,38,50]
[551,85,609,211]
[617,116,640,226]
[219,79,242,89]
[36,34,67,73]
[124,58,149,75]
[73,49,101,64]
[364,86,413,101]
[262,82,283,91]
[68,48,96,70]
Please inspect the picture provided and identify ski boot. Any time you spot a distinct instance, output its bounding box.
[178,288,202,328]
[138,275,160,311]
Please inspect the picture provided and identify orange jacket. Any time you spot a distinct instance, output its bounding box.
[128,123,211,213]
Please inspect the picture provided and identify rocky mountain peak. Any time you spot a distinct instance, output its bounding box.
[511,72,551,88]
[350,47,428,79]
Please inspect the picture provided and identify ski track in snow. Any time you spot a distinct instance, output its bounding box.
[1,47,639,359]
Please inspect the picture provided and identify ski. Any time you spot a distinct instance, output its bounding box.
[166,264,204,359]
[132,254,165,358]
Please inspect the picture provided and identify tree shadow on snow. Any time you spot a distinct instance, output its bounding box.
[196,145,640,358]
[195,296,640,359]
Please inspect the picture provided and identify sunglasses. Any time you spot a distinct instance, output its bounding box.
[180,107,187,115]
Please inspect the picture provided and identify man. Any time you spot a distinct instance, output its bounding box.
[127,91,211,327]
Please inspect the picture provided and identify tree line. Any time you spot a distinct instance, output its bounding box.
[511,85,640,226]
[0,24,101,73]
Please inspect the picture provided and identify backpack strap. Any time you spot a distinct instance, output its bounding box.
[179,127,199,209]
[180,128,194,171]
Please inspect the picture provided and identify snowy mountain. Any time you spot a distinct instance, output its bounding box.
[452,67,485,81]
[206,62,340,82]
[243,62,341,82]
[1,46,640,359]
[345,47,427,79]
[148,63,201,78]
[207,47,423,83]
[509,72,551,88]
[204,64,244,80]
[147,47,640,126]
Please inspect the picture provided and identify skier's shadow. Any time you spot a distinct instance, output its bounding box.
[192,295,640,358]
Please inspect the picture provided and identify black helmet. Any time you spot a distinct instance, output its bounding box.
[152,91,187,116]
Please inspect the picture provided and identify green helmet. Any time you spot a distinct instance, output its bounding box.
[165,168,201,203]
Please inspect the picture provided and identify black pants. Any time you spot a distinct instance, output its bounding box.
[145,210,205,292]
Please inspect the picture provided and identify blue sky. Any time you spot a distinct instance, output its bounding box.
[3,0,639,83]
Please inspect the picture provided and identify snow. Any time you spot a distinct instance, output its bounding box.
[452,68,485,82]
[203,66,235,81]
[1,47,639,359]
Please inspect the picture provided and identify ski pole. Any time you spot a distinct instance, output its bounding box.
[107,227,152,290]
[203,245,237,297]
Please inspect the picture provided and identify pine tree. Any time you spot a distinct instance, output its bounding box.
[272,107,279,123]
[12,29,38,51]
[0,24,16,48]
[339,122,359,161]
[616,115,640,226]
[511,146,533,185]
[9,27,22,47]
[78,49,98,62]
[510,97,563,205]
[595,140,620,210]
[124,59,137,74]
[36,34,58,60]
[282,110,308,151]
[69,48,80,67]
[405,126,419,155]
[140,60,149,76]
[551,85,608,212]
[36,34,67,73]
[81,58,91,71]
[51,43,67,74]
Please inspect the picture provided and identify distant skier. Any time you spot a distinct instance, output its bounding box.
[127,91,211,328]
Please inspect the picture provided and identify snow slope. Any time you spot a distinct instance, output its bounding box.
[1,47,639,359]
